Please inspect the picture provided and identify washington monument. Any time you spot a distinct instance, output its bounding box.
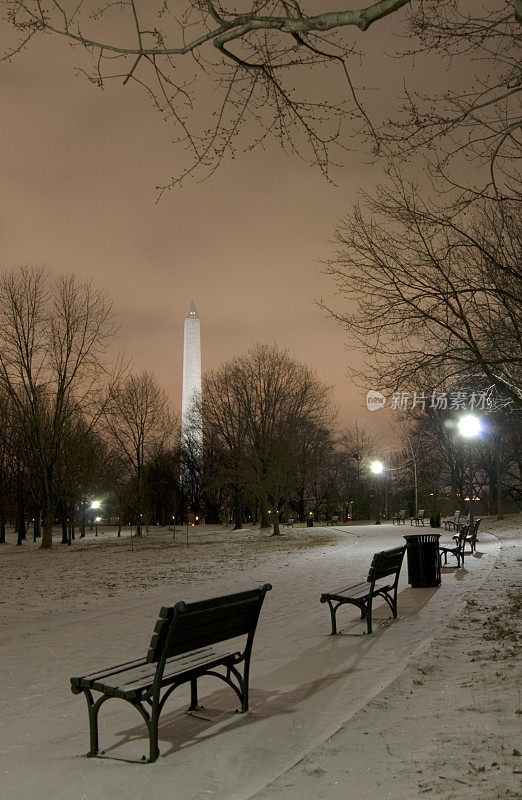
[181,300,202,445]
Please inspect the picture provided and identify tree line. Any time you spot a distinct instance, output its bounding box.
[0,267,519,549]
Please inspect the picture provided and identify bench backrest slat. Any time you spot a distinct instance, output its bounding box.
[455,524,469,547]
[367,546,405,583]
[146,585,271,664]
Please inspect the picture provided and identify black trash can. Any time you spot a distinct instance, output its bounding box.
[403,533,441,588]
[307,518,314,527]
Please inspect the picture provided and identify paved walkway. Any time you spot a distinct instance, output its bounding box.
[0,524,500,800]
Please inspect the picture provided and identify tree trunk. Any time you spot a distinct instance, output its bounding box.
[233,487,243,530]
[16,506,25,546]
[136,463,143,536]
[60,507,68,544]
[80,496,86,538]
[296,489,305,524]
[16,470,26,546]
[41,505,54,549]
[69,501,75,542]
[494,435,504,520]
[0,508,6,544]
[260,496,270,528]
[33,510,41,541]
[271,508,281,536]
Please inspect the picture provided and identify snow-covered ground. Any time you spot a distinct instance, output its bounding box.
[0,516,520,800]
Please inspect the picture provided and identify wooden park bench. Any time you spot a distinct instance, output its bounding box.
[410,509,425,526]
[391,509,406,525]
[453,517,482,554]
[70,584,272,763]
[439,525,468,568]
[282,518,294,528]
[443,510,461,530]
[320,546,406,635]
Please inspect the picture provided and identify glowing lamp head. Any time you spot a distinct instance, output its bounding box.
[370,460,384,475]
[458,414,481,438]
[91,500,101,509]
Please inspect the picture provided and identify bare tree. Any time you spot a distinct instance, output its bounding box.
[336,422,378,519]
[202,361,250,529]
[385,1,521,203]
[0,391,19,543]
[213,344,335,535]
[0,267,120,548]
[179,428,204,522]
[323,188,522,406]
[143,444,181,526]
[292,418,336,522]
[101,370,176,536]
[53,417,113,543]
[4,2,519,190]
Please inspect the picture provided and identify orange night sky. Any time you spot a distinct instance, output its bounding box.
[1,5,431,439]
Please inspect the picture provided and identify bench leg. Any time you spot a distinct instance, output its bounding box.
[365,597,373,635]
[238,671,249,713]
[130,698,160,763]
[324,599,338,634]
[189,678,198,710]
[83,690,109,756]
[148,708,160,763]
[223,663,249,712]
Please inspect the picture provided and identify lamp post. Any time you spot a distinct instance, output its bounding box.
[370,460,384,524]
[90,500,101,536]
[353,451,360,520]
[458,414,481,532]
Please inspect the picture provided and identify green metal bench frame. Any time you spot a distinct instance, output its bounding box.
[320,546,406,635]
[452,517,482,554]
[410,509,426,526]
[70,584,272,763]
[443,510,461,530]
[440,525,468,568]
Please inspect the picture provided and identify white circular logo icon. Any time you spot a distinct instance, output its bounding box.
[366,390,386,411]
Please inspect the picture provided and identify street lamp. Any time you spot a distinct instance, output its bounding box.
[90,500,101,536]
[458,414,482,532]
[370,460,384,524]
[353,451,360,519]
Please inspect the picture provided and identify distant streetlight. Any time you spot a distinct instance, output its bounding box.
[458,415,482,531]
[370,460,384,524]
[90,500,102,536]
[458,414,482,439]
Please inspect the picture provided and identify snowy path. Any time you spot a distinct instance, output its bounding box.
[0,524,501,800]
